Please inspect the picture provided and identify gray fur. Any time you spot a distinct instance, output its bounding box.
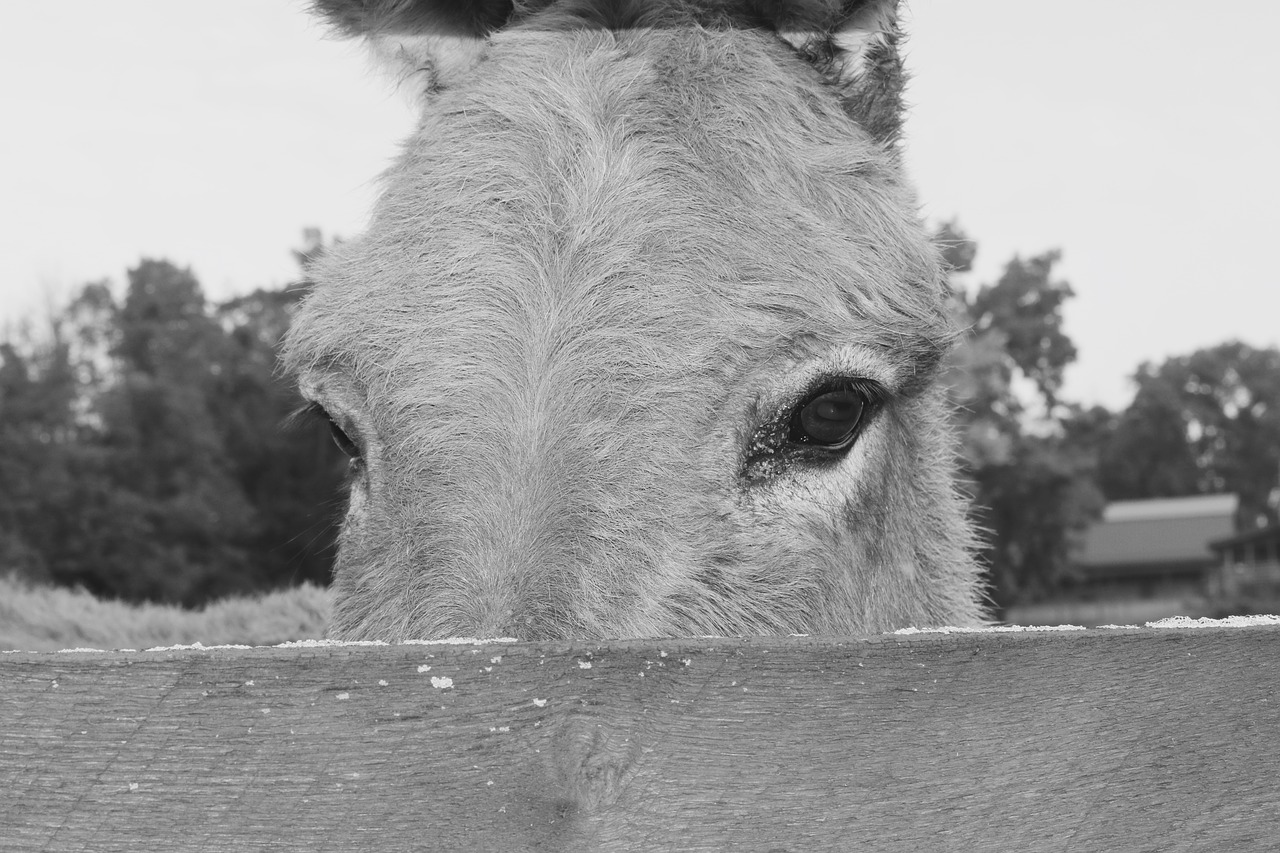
[285,0,988,640]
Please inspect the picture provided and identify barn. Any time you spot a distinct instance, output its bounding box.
[1008,494,1244,626]
[1074,494,1238,600]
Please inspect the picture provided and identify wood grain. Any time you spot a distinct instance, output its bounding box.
[3,627,1277,851]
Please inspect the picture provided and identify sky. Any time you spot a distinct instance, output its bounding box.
[2,1,1277,411]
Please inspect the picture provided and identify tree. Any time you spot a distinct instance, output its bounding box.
[940,223,1105,611]
[49,261,258,602]
[968,251,1076,408]
[1,236,350,606]
[1101,342,1280,530]
[212,280,347,592]
[969,431,1103,605]
[0,310,87,582]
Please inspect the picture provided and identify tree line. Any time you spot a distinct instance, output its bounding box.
[0,232,347,605]
[1,227,1277,610]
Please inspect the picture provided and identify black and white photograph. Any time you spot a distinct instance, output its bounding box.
[3,1,1277,849]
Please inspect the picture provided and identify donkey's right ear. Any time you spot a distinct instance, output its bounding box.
[312,0,516,94]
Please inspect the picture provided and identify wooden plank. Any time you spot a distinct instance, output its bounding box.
[3,625,1278,852]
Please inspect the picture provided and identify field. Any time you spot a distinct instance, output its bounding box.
[0,575,329,652]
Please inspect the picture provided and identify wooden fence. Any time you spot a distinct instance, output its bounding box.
[4,622,1278,851]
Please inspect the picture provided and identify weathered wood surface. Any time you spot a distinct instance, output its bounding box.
[3,626,1278,852]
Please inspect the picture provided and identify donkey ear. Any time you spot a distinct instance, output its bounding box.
[776,0,905,144]
[314,0,907,134]
[311,0,515,93]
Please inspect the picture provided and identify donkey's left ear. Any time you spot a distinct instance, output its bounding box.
[777,0,905,144]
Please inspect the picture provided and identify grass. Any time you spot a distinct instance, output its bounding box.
[0,574,330,652]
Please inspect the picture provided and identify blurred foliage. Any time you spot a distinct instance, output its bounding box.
[939,222,1104,612]
[1100,343,1280,530]
[0,233,348,606]
[941,221,1280,613]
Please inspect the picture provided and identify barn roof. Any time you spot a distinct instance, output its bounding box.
[1077,494,1238,573]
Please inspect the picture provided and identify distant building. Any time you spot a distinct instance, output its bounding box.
[1208,523,1280,599]
[1071,494,1238,600]
[1009,494,1272,626]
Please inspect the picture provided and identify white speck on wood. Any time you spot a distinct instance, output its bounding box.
[431,676,454,689]
[1148,614,1280,628]
[895,625,1087,635]
[141,642,254,652]
[417,665,431,673]
[532,698,547,707]
[896,615,1278,633]
[378,679,388,686]
[275,639,388,648]
[336,692,350,700]
[577,660,592,669]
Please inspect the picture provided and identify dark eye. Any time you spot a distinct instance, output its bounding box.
[740,378,884,483]
[789,387,872,450]
[301,401,360,461]
[325,413,360,460]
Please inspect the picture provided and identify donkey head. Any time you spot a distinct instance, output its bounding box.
[285,0,987,640]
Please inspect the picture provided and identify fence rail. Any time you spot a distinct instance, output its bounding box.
[4,624,1278,851]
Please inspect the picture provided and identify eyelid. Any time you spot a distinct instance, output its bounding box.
[793,375,888,409]
[751,349,899,420]
[288,399,331,429]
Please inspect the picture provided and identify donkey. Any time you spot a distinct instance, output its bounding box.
[284,0,987,641]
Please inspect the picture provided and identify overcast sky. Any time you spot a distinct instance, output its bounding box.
[2,1,1276,410]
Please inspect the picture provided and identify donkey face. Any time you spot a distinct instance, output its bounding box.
[285,0,986,640]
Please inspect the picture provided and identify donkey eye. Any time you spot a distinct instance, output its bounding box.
[326,415,360,460]
[741,378,884,483]
[788,387,873,450]
[303,401,360,461]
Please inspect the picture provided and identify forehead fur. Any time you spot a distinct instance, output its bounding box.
[286,24,947,389]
